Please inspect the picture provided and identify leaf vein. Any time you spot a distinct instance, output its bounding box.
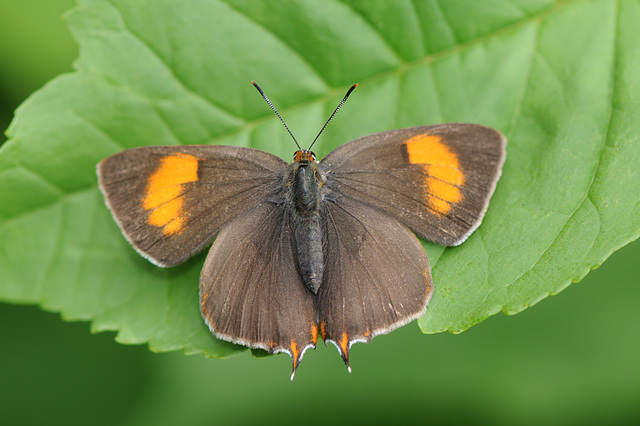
[217,0,332,87]
[104,0,247,121]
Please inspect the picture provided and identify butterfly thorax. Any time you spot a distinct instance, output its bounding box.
[290,153,325,294]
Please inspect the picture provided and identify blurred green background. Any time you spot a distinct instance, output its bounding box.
[1,1,639,425]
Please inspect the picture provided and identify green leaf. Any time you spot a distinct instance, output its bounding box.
[1,0,639,360]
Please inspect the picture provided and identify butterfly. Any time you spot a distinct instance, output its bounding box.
[97,82,506,379]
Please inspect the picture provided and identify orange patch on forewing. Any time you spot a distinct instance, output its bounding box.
[142,153,199,235]
[404,134,465,215]
[311,324,318,345]
[147,198,182,232]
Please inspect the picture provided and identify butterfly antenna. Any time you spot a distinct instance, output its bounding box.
[251,81,301,150]
[308,84,357,151]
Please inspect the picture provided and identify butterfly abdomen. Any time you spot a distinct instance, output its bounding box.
[291,161,324,294]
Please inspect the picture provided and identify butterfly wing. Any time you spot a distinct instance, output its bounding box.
[316,123,504,367]
[319,124,506,246]
[97,145,287,266]
[318,196,432,369]
[199,201,317,380]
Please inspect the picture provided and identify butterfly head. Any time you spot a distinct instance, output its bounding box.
[293,149,316,165]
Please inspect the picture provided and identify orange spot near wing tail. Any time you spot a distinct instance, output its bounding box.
[290,340,302,381]
[339,332,351,373]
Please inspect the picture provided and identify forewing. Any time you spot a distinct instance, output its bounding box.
[319,124,506,246]
[97,145,286,266]
[200,201,318,379]
[318,196,432,370]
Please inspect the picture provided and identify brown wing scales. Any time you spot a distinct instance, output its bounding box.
[98,145,287,266]
[199,202,317,380]
[320,124,505,246]
[318,196,433,371]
